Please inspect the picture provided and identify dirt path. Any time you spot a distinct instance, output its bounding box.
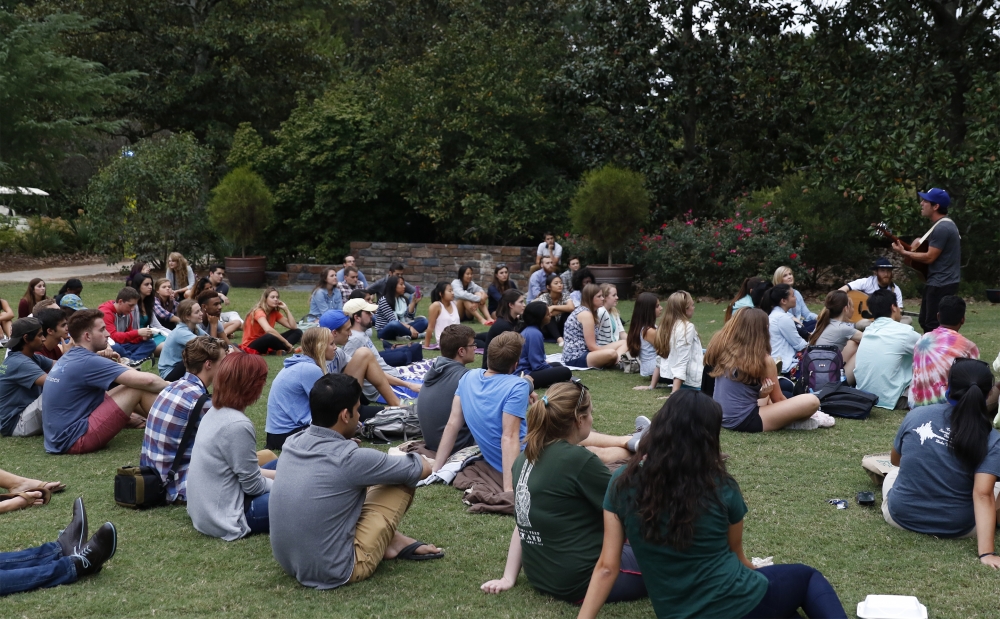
[0,261,130,282]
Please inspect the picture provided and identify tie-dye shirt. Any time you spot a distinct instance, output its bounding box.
[908,327,979,409]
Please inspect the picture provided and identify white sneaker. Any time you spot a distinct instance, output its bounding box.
[785,417,819,431]
[813,410,836,428]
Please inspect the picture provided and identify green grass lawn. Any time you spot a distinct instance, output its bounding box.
[3,282,1000,617]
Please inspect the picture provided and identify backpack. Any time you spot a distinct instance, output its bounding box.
[815,382,879,420]
[360,407,422,444]
[793,345,844,395]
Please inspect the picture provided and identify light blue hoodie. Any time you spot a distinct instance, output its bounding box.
[265,354,324,435]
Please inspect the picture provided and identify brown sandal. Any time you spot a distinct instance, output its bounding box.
[0,487,52,507]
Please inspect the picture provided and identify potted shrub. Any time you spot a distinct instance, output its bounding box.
[207,167,274,287]
[569,164,650,298]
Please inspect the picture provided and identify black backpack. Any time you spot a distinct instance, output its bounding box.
[815,382,879,420]
[794,346,844,395]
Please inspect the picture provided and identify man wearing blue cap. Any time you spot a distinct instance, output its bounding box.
[892,188,961,332]
[319,310,402,408]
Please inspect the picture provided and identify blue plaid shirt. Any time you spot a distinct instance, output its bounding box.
[140,373,209,502]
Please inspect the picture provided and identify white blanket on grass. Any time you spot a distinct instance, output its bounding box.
[545,353,594,371]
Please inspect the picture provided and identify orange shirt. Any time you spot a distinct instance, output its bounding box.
[242,309,281,346]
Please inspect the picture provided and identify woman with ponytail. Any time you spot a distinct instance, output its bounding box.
[810,290,862,371]
[724,277,762,322]
[883,358,1000,566]
[481,381,647,604]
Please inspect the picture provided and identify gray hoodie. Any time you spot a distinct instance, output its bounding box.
[415,356,475,454]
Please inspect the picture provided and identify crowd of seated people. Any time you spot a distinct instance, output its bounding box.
[6,235,1000,616]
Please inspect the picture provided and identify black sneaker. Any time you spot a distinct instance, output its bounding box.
[71,522,117,577]
[58,497,88,557]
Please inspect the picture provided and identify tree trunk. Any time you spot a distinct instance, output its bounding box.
[608,248,612,266]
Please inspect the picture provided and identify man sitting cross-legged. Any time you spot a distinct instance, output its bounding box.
[416,324,478,455]
[43,309,169,454]
[909,295,979,409]
[853,289,921,410]
[270,373,443,590]
[433,331,647,492]
[141,336,228,505]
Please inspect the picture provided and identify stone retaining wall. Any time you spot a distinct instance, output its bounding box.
[267,242,537,289]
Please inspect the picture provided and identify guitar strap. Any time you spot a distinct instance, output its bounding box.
[914,217,957,249]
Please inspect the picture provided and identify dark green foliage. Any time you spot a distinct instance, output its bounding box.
[570,165,650,265]
[85,133,215,266]
[207,168,274,258]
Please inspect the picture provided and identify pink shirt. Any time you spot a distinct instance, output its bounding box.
[909,327,979,409]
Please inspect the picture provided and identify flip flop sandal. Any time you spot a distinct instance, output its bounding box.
[396,541,444,561]
[0,487,53,507]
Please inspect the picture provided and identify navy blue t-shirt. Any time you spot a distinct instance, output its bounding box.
[43,347,127,453]
[0,352,53,436]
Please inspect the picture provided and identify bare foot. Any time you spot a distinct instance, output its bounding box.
[7,478,64,494]
[383,531,442,559]
[633,385,654,391]
[127,413,146,429]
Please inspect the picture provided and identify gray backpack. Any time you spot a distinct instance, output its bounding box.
[361,407,422,444]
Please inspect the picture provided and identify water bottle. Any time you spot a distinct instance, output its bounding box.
[840,368,847,383]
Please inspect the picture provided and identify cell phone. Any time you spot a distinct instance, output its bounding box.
[856,491,875,506]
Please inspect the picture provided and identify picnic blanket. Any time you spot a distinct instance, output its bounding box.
[372,359,435,402]
[545,353,594,371]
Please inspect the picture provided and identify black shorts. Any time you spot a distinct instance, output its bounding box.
[731,407,763,433]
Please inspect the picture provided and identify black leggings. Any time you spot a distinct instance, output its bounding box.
[163,364,186,382]
[246,329,303,354]
[528,365,573,389]
[542,315,566,342]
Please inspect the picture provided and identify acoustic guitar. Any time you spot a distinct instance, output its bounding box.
[870,222,928,281]
[844,289,918,322]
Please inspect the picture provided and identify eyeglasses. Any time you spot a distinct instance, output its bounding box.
[571,377,588,417]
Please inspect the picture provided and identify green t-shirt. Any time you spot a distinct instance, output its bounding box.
[604,468,767,619]
[512,440,611,602]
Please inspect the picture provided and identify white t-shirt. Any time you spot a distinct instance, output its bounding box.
[536,241,563,261]
[844,276,903,309]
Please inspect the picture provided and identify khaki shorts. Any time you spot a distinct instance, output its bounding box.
[12,394,44,437]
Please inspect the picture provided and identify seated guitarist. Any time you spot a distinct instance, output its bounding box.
[891,188,961,333]
[839,258,908,329]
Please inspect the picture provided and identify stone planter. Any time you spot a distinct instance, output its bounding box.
[224,256,267,288]
[588,264,636,299]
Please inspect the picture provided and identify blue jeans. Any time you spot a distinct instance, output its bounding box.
[0,542,77,597]
[111,339,157,361]
[243,459,278,535]
[379,342,423,366]
[378,317,428,340]
[742,564,847,619]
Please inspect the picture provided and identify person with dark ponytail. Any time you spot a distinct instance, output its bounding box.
[481,381,647,603]
[883,358,1000,565]
[810,290,862,369]
[724,277,763,322]
[54,279,83,307]
[579,391,847,618]
[760,284,807,377]
[516,302,573,388]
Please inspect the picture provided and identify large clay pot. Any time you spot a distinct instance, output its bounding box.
[588,264,635,299]
[225,256,267,288]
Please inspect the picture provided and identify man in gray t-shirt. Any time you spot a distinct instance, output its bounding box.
[269,374,443,590]
[415,324,478,453]
[892,188,961,332]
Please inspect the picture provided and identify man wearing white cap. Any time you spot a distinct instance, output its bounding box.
[341,298,422,403]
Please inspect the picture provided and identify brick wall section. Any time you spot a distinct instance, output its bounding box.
[267,242,537,289]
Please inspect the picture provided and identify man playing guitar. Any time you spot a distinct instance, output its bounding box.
[891,188,961,332]
[839,257,909,328]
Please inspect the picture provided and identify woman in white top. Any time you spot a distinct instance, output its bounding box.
[625,293,661,380]
[810,290,863,382]
[773,266,816,334]
[761,284,808,377]
[642,290,703,391]
[596,283,626,346]
[451,264,492,325]
[423,282,461,349]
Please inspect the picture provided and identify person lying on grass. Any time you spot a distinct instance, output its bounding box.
[704,308,827,433]
[434,332,647,492]
[43,310,169,454]
[482,381,648,605]
[270,373,443,590]
[578,391,848,619]
[882,358,1000,569]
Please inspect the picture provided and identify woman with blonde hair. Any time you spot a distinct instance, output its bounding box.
[562,285,628,369]
[265,327,337,450]
[240,287,302,354]
[166,252,196,299]
[482,380,648,603]
[704,308,827,432]
[773,266,816,334]
[595,283,626,346]
[643,290,703,392]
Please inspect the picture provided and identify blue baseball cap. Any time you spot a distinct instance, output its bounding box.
[319,309,349,331]
[917,188,950,209]
[59,294,87,311]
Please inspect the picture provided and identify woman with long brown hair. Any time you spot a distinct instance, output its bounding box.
[18,278,47,318]
[308,267,342,320]
[704,308,825,433]
[166,252,196,299]
[810,290,862,368]
[562,284,628,369]
[241,287,302,354]
[579,390,847,618]
[482,380,647,603]
[625,292,661,378]
[647,290,703,393]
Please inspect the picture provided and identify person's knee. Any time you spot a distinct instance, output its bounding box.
[354,347,374,363]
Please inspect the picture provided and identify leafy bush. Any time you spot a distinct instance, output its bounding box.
[0,226,23,253]
[625,209,805,298]
[570,165,650,265]
[207,167,273,257]
[17,217,76,256]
